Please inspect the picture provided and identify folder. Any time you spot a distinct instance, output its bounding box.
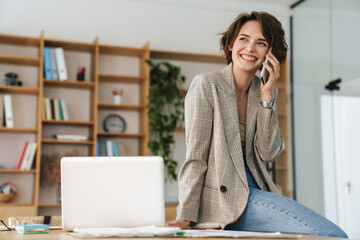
[43,47,52,80]
[55,47,68,81]
[4,94,14,128]
[50,47,59,80]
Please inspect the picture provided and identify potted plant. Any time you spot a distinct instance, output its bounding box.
[146,60,186,181]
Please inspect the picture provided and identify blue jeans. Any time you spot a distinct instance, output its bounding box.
[225,168,348,238]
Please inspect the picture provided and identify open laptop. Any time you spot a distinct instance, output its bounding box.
[61,156,165,230]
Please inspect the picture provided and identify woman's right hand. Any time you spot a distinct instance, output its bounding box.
[166,219,191,229]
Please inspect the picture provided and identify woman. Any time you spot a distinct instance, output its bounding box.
[167,11,348,238]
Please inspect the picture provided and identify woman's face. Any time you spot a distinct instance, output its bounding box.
[229,20,269,74]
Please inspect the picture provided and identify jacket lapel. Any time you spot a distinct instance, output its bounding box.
[218,64,248,187]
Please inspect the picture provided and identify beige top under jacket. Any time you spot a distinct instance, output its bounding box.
[177,64,285,229]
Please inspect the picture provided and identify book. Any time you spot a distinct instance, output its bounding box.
[43,47,52,80]
[106,140,113,156]
[56,133,87,141]
[54,98,60,120]
[96,140,100,156]
[4,94,14,128]
[0,95,3,126]
[44,98,52,120]
[58,99,63,120]
[50,99,55,120]
[15,141,28,170]
[112,141,120,156]
[61,99,69,120]
[100,140,107,156]
[15,224,49,234]
[19,143,32,170]
[26,143,37,170]
[55,47,68,80]
[50,47,58,80]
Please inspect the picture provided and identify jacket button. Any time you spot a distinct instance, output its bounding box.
[220,185,227,193]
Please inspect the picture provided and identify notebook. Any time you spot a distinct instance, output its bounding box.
[61,156,165,231]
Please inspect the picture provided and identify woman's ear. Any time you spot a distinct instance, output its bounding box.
[228,44,233,51]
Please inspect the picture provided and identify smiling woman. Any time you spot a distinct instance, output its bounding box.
[167,11,348,239]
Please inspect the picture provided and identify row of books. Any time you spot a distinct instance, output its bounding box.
[0,94,14,128]
[15,141,38,170]
[44,47,68,80]
[96,140,127,156]
[42,98,69,121]
[55,133,87,141]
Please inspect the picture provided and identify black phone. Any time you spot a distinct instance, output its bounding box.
[260,48,273,85]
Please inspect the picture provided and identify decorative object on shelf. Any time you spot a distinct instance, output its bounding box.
[112,89,123,105]
[103,114,126,133]
[3,72,22,86]
[40,150,79,203]
[77,67,85,81]
[0,182,18,203]
[146,60,186,181]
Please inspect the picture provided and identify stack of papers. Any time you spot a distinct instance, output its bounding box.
[70,226,182,238]
[68,226,301,239]
[15,224,49,234]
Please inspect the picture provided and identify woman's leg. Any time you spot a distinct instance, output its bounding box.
[226,169,348,238]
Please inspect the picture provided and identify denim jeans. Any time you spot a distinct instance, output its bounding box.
[225,168,348,238]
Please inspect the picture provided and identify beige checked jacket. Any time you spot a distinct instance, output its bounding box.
[176,64,285,229]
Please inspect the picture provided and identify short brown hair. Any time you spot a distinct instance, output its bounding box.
[220,11,288,65]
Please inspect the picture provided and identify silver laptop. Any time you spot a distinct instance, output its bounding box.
[61,156,165,230]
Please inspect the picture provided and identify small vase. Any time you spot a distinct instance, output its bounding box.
[113,95,122,105]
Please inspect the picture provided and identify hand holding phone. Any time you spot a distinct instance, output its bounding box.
[260,48,273,85]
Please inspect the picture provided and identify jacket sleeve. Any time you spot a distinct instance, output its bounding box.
[176,75,214,223]
[254,87,285,162]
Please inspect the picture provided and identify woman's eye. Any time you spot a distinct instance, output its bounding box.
[239,38,247,41]
[258,42,267,46]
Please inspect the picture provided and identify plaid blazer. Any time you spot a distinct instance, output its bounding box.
[177,64,285,229]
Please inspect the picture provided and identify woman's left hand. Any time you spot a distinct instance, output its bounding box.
[260,50,280,102]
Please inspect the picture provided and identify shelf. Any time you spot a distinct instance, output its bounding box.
[150,49,226,64]
[38,203,61,208]
[45,38,94,52]
[43,79,95,89]
[42,139,94,145]
[99,44,145,57]
[0,33,40,46]
[0,85,39,95]
[97,132,145,138]
[0,127,37,133]
[0,169,36,174]
[98,74,144,84]
[98,103,146,110]
[0,203,34,207]
[42,120,94,126]
[0,54,40,66]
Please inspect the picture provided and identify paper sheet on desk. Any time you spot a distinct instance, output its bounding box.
[68,225,182,238]
[183,230,302,238]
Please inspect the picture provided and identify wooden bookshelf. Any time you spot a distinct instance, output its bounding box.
[97,42,149,156]
[0,33,43,220]
[41,139,94,145]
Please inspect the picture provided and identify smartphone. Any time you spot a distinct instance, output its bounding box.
[260,48,273,85]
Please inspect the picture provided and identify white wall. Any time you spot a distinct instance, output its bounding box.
[0,0,292,203]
